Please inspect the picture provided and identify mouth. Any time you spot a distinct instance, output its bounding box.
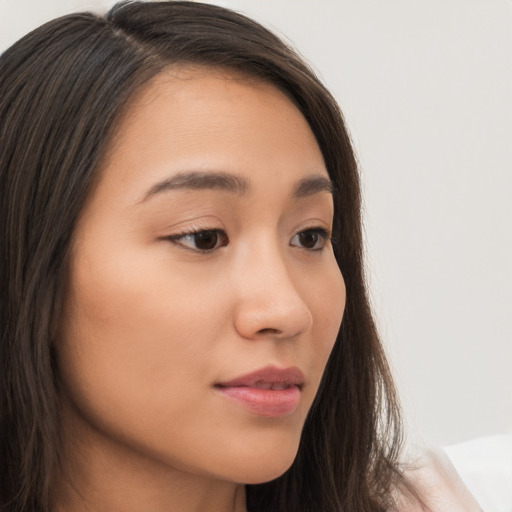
[214,366,304,418]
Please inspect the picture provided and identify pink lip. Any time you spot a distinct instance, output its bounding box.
[214,366,304,418]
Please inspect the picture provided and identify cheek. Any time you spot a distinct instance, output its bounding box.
[56,249,241,477]
[298,259,346,403]
[57,246,226,421]
[309,259,346,350]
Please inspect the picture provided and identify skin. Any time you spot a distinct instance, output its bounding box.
[53,67,346,512]
[396,450,483,512]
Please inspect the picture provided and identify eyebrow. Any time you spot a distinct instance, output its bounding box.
[142,171,249,200]
[141,171,333,202]
[292,175,333,197]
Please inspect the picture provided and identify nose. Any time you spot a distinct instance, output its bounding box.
[231,244,313,341]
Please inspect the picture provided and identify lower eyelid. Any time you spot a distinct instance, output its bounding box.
[165,226,222,239]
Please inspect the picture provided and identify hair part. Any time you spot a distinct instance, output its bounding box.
[0,2,405,511]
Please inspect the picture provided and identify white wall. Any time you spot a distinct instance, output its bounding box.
[1,0,511,447]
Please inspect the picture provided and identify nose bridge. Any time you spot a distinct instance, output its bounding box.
[232,234,312,339]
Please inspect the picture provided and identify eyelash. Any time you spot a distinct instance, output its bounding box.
[165,227,332,253]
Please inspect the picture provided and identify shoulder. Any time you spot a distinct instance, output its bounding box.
[391,448,482,512]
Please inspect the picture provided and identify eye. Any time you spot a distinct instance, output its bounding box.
[290,228,330,251]
[167,229,229,252]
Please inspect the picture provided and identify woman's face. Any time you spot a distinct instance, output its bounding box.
[58,67,346,487]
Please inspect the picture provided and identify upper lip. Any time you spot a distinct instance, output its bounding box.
[215,365,305,390]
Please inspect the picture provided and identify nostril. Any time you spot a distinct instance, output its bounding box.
[256,328,281,336]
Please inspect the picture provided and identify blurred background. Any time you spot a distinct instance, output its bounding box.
[1,0,510,449]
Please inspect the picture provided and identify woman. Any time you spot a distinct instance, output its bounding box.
[0,2,480,511]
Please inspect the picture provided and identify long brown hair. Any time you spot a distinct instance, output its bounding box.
[0,2,404,511]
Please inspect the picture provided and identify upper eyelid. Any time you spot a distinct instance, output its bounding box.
[165,224,224,238]
[168,225,331,238]
[294,226,332,240]
[166,227,227,242]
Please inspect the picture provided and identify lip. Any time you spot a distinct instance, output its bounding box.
[214,366,304,418]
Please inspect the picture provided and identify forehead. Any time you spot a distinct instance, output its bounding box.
[112,65,322,149]
[93,65,328,205]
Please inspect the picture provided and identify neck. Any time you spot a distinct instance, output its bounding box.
[52,477,246,512]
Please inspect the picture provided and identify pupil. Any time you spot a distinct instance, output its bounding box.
[299,231,318,249]
[195,231,218,250]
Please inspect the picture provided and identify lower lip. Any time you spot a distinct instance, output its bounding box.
[215,385,301,418]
